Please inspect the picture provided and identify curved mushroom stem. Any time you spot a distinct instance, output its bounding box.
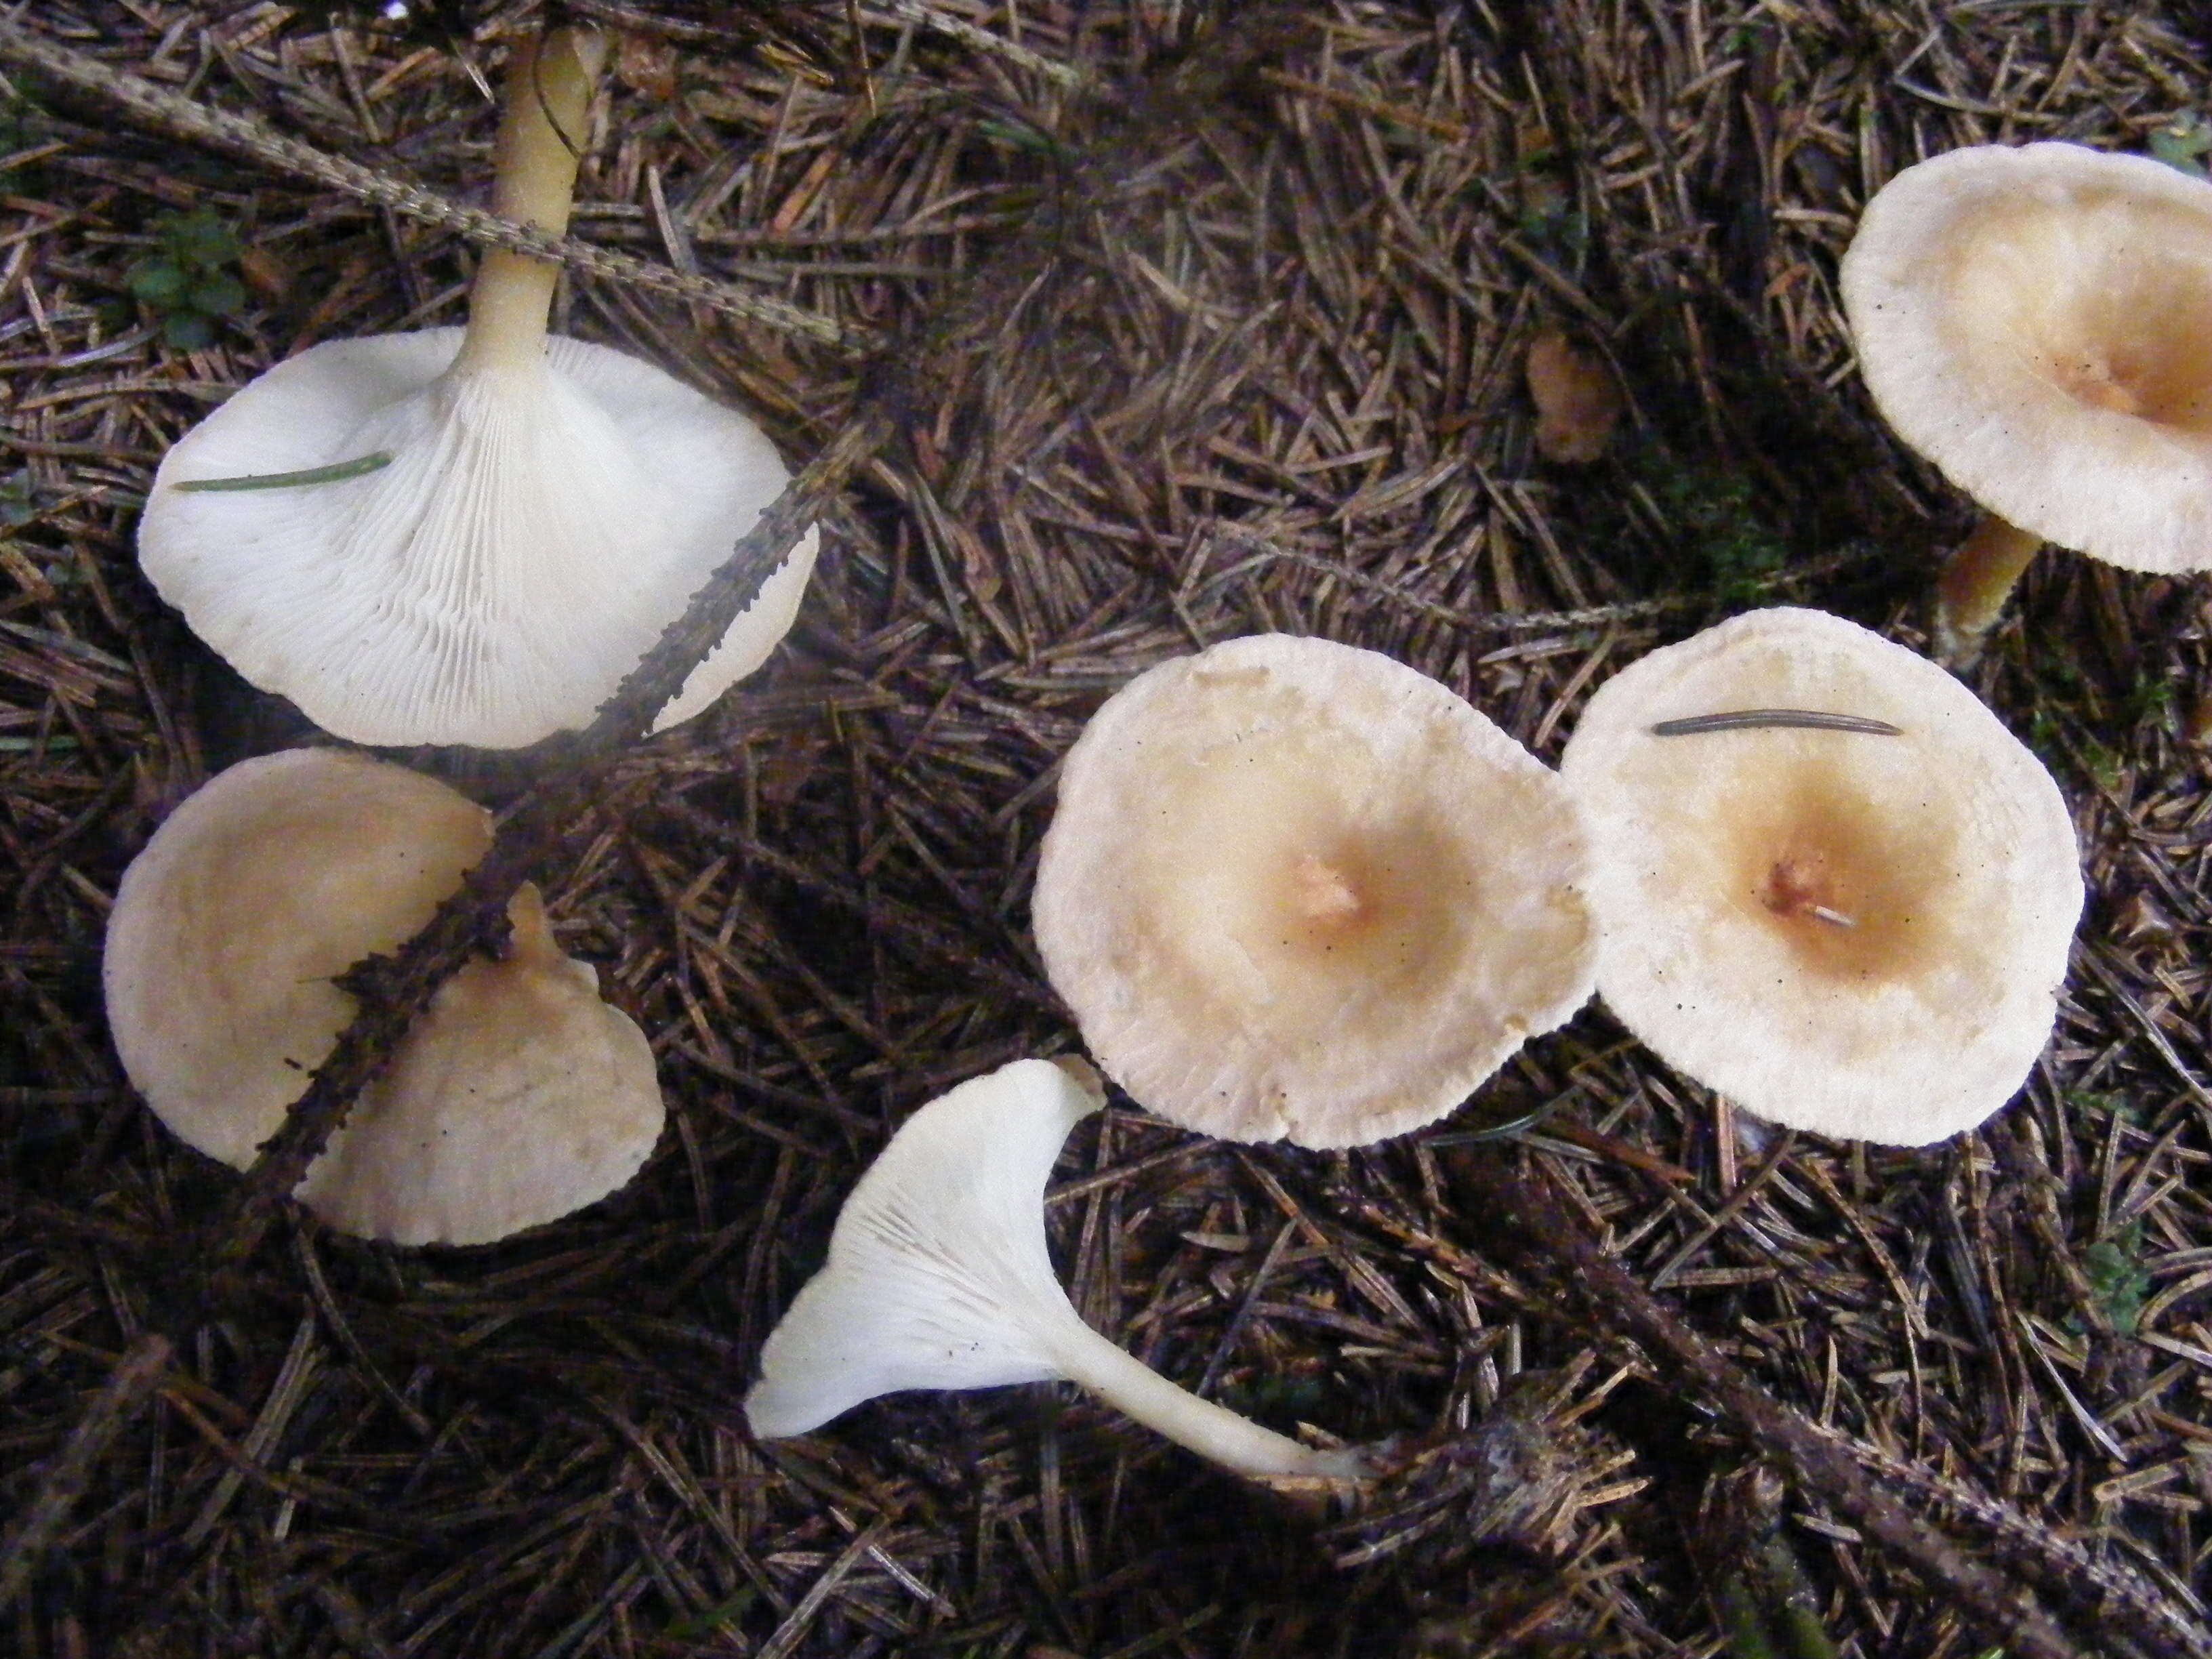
[1042,1316,1373,1485]
[1933,514,2042,667]
[457,25,607,375]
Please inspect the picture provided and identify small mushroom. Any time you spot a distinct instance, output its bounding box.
[1559,608,2081,1145]
[102,748,663,1244]
[1841,142,2212,658]
[746,1057,1370,1486]
[136,24,817,747]
[1031,634,1597,1148]
[1525,329,1624,464]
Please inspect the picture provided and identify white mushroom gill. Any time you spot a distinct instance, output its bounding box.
[746,1059,1371,1486]
[137,26,817,747]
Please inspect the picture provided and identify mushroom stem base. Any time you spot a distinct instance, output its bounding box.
[1933,515,2042,666]
[1046,1317,1372,1487]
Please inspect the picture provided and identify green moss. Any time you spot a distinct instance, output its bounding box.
[127,209,247,350]
[2079,1221,2150,1337]
[2150,112,2212,178]
[1635,453,1791,602]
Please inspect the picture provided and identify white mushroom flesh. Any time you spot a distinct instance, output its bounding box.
[1561,608,2083,1145]
[1031,634,1597,1148]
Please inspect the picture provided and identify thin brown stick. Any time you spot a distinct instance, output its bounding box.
[0,1333,172,1611]
[1824,1422,2212,1658]
[1447,1147,2089,1659]
[0,17,855,350]
[207,415,884,1273]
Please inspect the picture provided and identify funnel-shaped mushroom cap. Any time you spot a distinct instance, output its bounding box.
[747,1057,1369,1483]
[138,330,818,747]
[103,748,664,1244]
[1841,142,2212,573]
[747,1059,1104,1437]
[1560,609,2081,1144]
[1031,635,1597,1149]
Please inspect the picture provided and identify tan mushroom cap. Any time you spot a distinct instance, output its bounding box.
[1031,634,1597,1149]
[1841,142,2212,573]
[102,748,663,1244]
[1560,609,2082,1145]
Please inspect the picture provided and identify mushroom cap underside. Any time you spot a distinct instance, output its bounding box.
[1561,608,2082,1144]
[1841,142,2212,573]
[745,1058,1104,1437]
[139,329,819,747]
[1033,634,1597,1149]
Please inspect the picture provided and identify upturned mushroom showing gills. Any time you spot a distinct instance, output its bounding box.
[747,1057,1371,1488]
[136,25,817,747]
[102,748,664,1245]
[1559,608,2082,1145]
[1030,634,1597,1149]
[1841,142,2212,658]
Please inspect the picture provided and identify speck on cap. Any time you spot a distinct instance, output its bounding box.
[103,748,664,1244]
[1841,142,2212,574]
[138,330,817,748]
[1560,608,2083,1145]
[1031,634,1597,1149]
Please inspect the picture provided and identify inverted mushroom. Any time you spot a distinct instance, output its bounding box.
[1031,634,1597,1149]
[102,747,664,1244]
[136,24,817,747]
[1559,607,2081,1145]
[1841,142,2212,657]
[747,1057,1370,1486]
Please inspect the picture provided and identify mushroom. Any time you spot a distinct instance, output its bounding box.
[746,1057,1370,1486]
[1840,142,2212,658]
[1559,607,2081,1145]
[136,24,817,747]
[1525,329,1624,464]
[1029,634,1597,1149]
[102,747,664,1244]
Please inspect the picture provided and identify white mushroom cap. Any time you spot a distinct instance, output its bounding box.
[1841,142,2212,573]
[138,329,818,747]
[1559,608,2082,1145]
[102,747,664,1244]
[137,25,815,749]
[748,1057,1369,1485]
[1031,635,1597,1149]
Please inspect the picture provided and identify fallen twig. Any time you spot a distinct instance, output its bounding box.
[1447,1145,2091,1659]
[208,414,885,1275]
[0,17,855,350]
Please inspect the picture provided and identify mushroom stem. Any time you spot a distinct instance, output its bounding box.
[1933,514,2042,665]
[1042,1317,1372,1484]
[458,26,606,375]
[500,882,567,969]
[745,1059,1375,1490]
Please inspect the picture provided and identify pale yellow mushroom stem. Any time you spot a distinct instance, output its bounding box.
[1933,514,2042,665]
[501,882,566,968]
[457,26,607,375]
